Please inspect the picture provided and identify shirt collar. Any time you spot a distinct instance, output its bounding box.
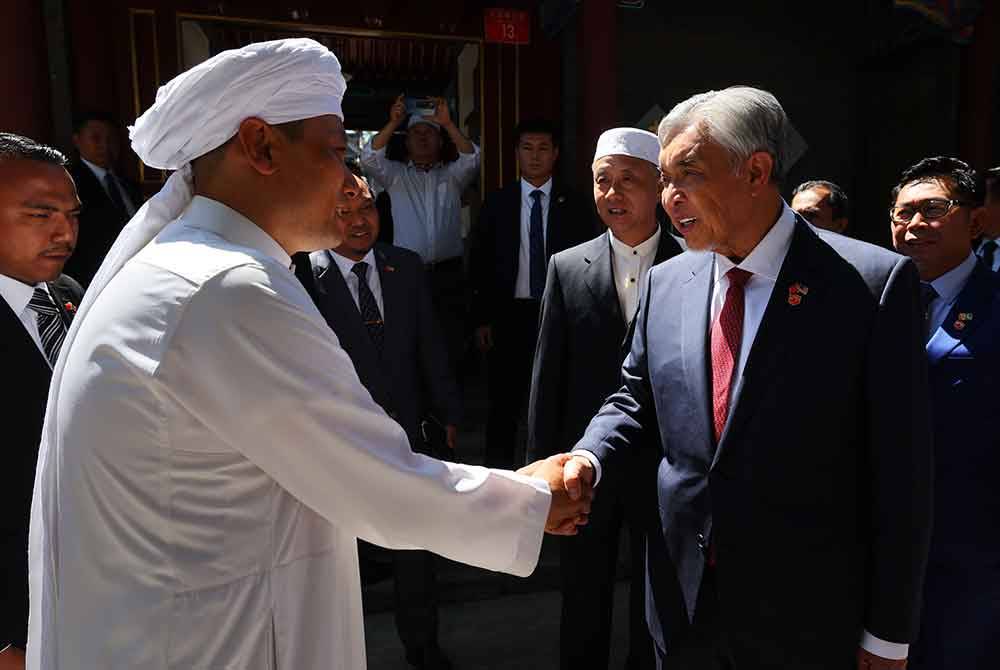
[328,247,377,281]
[521,178,553,201]
[714,201,797,284]
[928,252,977,305]
[608,225,662,260]
[81,157,109,182]
[0,273,45,317]
[183,196,292,270]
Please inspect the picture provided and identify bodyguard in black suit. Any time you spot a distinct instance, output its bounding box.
[0,134,83,667]
[887,157,1000,669]
[561,88,932,670]
[297,173,461,670]
[529,128,680,670]
[64,112,142,287]
[470,119,595,469]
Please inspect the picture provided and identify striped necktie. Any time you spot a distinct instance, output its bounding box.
[351,262,385,354]
[27,287,67,367]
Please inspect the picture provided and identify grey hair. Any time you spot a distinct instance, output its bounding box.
[657,86,791,182]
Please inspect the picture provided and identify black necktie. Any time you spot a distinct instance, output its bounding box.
[352,262,384,353]
[920,282,939,341]
[104,171,128,216]
[27,287,67,367]
[980,239,997,271]
[529,190,545,299]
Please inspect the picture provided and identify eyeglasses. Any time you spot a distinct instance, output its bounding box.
[889,198,971,223]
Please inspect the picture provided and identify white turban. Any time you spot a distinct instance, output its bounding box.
[593,127,660,166]
[30,39,348,560]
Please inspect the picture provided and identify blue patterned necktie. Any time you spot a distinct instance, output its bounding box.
[351,262,384,353]
[920,282,939,341]
[27,287,67,367]
[981,239,997,271]
[529,189,546,299]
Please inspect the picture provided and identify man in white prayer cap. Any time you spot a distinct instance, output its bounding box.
[526,128,682,670]
[27,38,589,670]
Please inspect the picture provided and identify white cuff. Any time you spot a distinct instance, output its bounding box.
[570,448,602,486]
[860,630,908,660]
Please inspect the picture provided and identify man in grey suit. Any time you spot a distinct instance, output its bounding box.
[297,173,461,670]
[560,87,933,669]
[528,127,681,670]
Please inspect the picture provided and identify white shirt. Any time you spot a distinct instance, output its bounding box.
[514,178,553,299]
[924,252,977,334]
[577,202,906,660]
[0,274,56,364]
[609,226,662,322]
[975,236,1000,273]
[314,248,385,314]
[81,157,137,216]
[28,196,550,669]
[360,142,481,263]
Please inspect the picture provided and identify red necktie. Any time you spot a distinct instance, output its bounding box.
[711,267,753,443]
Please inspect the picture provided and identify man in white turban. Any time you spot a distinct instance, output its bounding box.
[28,38,588,670]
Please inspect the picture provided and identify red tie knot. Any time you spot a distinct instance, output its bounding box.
[726,267,753,289]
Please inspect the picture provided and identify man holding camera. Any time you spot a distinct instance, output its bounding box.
[361,95,480,369]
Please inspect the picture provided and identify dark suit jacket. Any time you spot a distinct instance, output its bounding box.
[299,244,461,451]
[912,260,1000,667]
[576,217,933,667]
[1,274,82,649]
[470,180,596,327]
[527,229,682,461]
[65,160,142,287]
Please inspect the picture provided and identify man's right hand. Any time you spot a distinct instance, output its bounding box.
[518,453,593,535]
[388,94,406,125]
[0,645,26,670]
[474,325,494,352]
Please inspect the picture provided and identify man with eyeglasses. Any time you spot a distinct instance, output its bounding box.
[974,166,1000,272]
[888,156,1000,670]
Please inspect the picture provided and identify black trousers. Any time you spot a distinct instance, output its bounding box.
[392,548,440,655]
[560,478,655,670]
[483,299,540,469]
[654,566,733,670]
[424,258,467,378]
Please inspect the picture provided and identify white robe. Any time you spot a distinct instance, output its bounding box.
[28,196,550,669]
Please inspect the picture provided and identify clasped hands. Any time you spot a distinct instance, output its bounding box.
[518,453,596,535]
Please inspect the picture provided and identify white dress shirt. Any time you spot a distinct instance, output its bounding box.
[81,157,137,216]
[28,196,550,669]
[576,202,906,660]
[924,252,977,334]
[314,248,385,314]
[975,236,1000,273]
[514,177,553,299]
[609,226,662,322]
[359,142,481,263]
[0,274,56,364]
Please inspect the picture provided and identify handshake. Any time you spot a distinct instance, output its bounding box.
[517,453,596,536]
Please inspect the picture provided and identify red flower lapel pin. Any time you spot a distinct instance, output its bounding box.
[953,311,973,330]
[383,264,396,273]
[64,301,77,313]
[787,282,809,306]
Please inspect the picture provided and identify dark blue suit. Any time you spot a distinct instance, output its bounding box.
[911,260,1000,670]
[576,218,933,668]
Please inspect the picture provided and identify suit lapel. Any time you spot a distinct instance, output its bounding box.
[927,261,996,364]
[713,219,822,468]
[583,236,625,326]
[681,254,716,457]
[547,184,568,256]
[314,252,377,353]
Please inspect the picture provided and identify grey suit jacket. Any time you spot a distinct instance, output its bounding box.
[576,218,933,666]
[527,229,681,462]
[300,244,461,451]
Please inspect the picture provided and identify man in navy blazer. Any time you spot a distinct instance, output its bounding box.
[888,156,1000,670]
[560,87,932,669]
[296,173,461,670]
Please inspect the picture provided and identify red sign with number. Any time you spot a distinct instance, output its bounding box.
[484,8,530,45]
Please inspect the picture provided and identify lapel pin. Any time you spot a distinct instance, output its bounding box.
[787,282,808,306]
[787,294,802,306]
[384,265,395,273]
[958,312,973,321]
[954,320,966,331]
[64,302,76,313]
[557,195,566,204]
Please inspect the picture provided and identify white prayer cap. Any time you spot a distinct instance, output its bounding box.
[593,127,660,166]
[407,114,440,131]
[131,38,347,170]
